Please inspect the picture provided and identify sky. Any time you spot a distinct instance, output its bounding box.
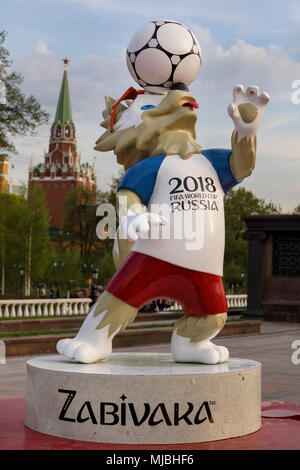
[2,0,300,212]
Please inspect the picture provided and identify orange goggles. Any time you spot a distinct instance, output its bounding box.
[110,87,146,132]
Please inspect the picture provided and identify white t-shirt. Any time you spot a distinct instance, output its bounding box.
[118,150,240,276]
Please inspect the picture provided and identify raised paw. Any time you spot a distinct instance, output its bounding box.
[228,84,270,141]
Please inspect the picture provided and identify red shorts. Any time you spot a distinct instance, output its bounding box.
[106,252,227,317]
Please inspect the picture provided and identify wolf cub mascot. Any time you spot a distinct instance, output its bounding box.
[57,37,269,365]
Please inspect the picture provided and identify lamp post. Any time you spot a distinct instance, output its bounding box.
[240,269,245,293]
[82,262,97,283]
[52,258,64,297]
[19,265,24,299]
[90,268,99,305]
[92,268,99,282]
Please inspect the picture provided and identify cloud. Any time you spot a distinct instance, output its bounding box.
[189,24,300,103]
[36,41,50,55]
[46,0,284,29]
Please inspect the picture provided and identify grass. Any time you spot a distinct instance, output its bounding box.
[0,329,77,338]
[0,314,87,321]
[0,318,247,339]
[0,324,176,338]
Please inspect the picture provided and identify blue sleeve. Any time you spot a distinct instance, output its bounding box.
[201,148,242,193]
[118,154,166,205]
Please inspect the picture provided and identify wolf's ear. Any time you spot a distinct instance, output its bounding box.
[100,96,127,130]
[170,83,189,92]
[102,96,115,117]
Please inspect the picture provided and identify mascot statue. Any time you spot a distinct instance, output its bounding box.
[57,21,269,364]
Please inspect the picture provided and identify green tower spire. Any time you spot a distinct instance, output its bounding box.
[53,58,74,128]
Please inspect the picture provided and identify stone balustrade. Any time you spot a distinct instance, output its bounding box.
[0,298,91,318]
[226,294,248,309]
[0,295,247,319]
[163,295,247,312]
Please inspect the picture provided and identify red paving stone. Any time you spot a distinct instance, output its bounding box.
[0,398,300,450]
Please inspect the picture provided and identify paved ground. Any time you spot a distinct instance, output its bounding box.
[1,321,300,402]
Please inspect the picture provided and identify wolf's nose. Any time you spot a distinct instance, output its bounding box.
[183,101,199,109]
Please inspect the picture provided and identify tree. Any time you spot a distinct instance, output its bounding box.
[293,204,300,215]
[43,248,85,297]
[24,185,53,294]
[62,185,105,268]
[0,187,52,296]
[0,192,23,294]
[0,31,49,153]
[61,173,126,288]
[223,187,281,291]
[224,187,281,241]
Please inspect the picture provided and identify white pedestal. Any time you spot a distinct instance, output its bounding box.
[25,353,261,444]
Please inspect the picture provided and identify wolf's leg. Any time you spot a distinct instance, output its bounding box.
[171,313,228,364]
[57,291,138,363]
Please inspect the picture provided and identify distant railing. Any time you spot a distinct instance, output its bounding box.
[167,295,248,312]
[0,294,248,319]
[0,298,91,318]
[226,295,248,309]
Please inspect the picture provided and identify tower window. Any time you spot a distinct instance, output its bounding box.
[65,126,70,137]
[56,126,61,138]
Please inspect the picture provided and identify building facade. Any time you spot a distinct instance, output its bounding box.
[243,215,300,322]
[28,59,96,229]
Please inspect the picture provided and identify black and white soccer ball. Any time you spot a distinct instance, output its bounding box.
[126,20,202,94]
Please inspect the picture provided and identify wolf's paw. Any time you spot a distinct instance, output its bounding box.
[228,85,270,142]
[120,211,168,242]
[171,330,229,365]
[57,336,112,363]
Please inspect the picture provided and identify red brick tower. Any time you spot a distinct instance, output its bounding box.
[28,58,96,230]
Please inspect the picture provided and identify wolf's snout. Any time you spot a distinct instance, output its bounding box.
[183,101,199,109]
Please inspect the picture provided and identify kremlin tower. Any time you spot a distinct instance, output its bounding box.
[28,58,96,229]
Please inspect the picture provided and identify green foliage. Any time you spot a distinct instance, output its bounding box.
[62,185,104,264]
[223,187,281,291]
[43,248,85,295]
[58,172,124,289]
[104,170,124,208]
[0,31,49,153]
[293,204,300,215]
[97,249,116,286]
[0,187,53,296]
[26,185,53,282]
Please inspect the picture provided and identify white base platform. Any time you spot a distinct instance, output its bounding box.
[25,353,261,444]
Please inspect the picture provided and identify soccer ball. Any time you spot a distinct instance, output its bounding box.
[126,20,202,94]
